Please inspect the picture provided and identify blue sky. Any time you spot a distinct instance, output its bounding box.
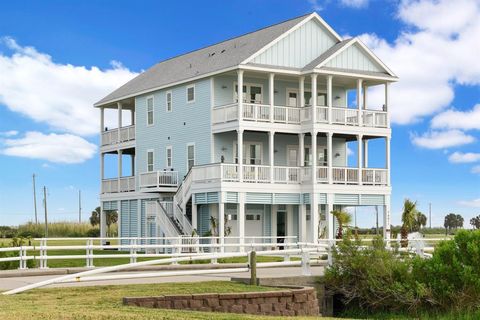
[0,0,479,227]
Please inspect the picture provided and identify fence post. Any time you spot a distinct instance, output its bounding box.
[18,246,27,270]
[301,250,311,276]
[129,239,137,264]
[249,250,257,286]
[39,238,47,269]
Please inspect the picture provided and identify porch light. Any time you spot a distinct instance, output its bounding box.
[221,85,227,89]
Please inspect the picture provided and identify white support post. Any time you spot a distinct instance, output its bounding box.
[386,136,391,186]
[237,69,244,121]
[357,79,363,126]
[385,82,390,127]
[237,129,243,182]
[311,193,319,242]
[327,132,333,184]
[117,102,122,139]
[129,239,137,264]
[358,134,363,185]
[363,140,369,168]
[299,133,304,167]
[219,201,225,253]
[327,75,333,124]
[269,131,275,183]
[299,76,305,107]
[327,194,334,240]
[192,203,198,231]
[130,108,135,125]
[100,153,104,181]
[363,84,368,110]
[311,74,317,123]
[118,150,123,191]
[238,193,245,252]
[131,154,135,177]
[100,107,105,132]
[100,203,106,239]
[299,204,307,242]
[384,194,391,240]
[269,73,274,123]
[312,131,317,184]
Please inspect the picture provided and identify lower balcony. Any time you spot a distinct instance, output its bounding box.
[139,170,180,191]
[101,176,135,194]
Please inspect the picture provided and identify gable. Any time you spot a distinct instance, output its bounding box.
[250,19,338,68]
[324,42,384,73]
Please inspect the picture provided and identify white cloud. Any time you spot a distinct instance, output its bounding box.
[448,152,480,163]
[346,145,354,157]
[0,37,138,136]
[360,0,480,124]
[307,0,324,11]
[1,131,97,164]
[431,104,480,131]
[410,130,475,149]
[472,166,480,174]
[340,0,369,8]
[458,198,480,208]
[0,130,18,137]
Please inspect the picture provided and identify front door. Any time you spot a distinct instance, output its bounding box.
[286,89,299,107]
[287,146,298,167]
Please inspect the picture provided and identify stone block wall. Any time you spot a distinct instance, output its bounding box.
[123,286,319,316]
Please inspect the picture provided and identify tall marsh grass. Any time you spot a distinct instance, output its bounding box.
[15,222,117,238]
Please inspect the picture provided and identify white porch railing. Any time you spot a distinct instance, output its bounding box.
[362,110,388,128]
[273,106,301,124]
[101,176,135,194]
[315,106,329,123]
[362,168,388,186]
[243,165,270,182]
[212,103,238,124]
[332,167,359,184]
[139,171,179,188]
[331,107,359,125]
[316,166,328,183]
[101,125,135,146]
[242,103,270,122]
[273,166,301,184]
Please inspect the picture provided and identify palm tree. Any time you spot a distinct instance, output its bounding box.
[401,199,418,247]
[415,212,427,231]
[331,210,352,239]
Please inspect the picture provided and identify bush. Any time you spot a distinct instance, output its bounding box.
[86,228,100,237]
[0,226,18,238]
[325,231,480,316]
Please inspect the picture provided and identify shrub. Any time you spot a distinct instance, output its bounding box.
[86,228,100,237]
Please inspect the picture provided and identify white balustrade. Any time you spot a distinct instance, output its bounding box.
[243,165,270,182]
[102,176,135,194]
[331,107,359,126]
[316,166,328,183]
[362,168,388,186]
[242,103,270,122]
[139,171,179,188]
[315,106,328,123]
[362,110,388,128]
[273,106,301,124]
[101,125,135,146]
[332,167,359,184]
[221,163,239,182]
[212,103,238,124]
[273,166,301,184]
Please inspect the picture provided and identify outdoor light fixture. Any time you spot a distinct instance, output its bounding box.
[221,85,227,89]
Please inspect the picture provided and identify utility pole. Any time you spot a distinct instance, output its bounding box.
[429,203,432,229]
[43,186,48,237]
[78,190,82,223]
[32,174,38,224]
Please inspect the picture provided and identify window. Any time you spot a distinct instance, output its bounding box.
[187,85,195,103]
[166,146,172,168]
[166,91,172,112]
[234,142,262,164]
[146,96,154,126]
[147,150,154,172]
[187,144,195,171]
[234,83,263,103]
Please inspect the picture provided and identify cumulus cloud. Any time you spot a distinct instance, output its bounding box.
[431,104,480,131]
[0,37,138,136]
[360,0,480,125]
[472,166,480,174]
[410,130,475,149]
[458,198,480,208]
[340,0,369,8]
[0,130,18,137]
[448,152,480,163]
[1,132,97,164]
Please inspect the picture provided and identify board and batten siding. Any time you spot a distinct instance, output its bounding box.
[251,19,337,68]
[325,43,383,73]
[135,78,212,180]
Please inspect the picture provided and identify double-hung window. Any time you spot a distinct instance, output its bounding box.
[147,150,154,172]
[146,96,154,126]
[166,91,172,112]
[187,144,195,170]
[166,146,173,168]
[187,85,195,103]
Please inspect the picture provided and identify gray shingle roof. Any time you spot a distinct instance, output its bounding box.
[95,13,311,106]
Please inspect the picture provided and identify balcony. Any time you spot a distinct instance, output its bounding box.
[101,125,135,147]
[212,103,388,129]
[190,163,388,186]
[101,176,135,194]
[139,171,179,190]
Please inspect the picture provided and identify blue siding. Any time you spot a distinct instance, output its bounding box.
[136,78,212,180]
[246,192,273,204]
[274,193,301,205]
[334,193,360,205]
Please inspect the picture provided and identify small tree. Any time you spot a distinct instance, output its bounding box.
[401,199,418,247]
[415,212,427,231]
[444,213,463,234]
[331,210,352,239]
[470,215,480,229]
[89,207,100,226]
[106,210,118,235]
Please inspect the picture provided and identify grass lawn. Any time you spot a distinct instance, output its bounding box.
[0,281,330,320]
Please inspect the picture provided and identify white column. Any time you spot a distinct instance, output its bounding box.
[100,203,106,239]
[238,193,245,252]
[117,102,123,142]
[358,134,363,185]
[386,136,391,186]
[363,140,369,168]
[383,194,391,240]
[311,193,319,242]
[311,74,317,123]
[131,109,135,125]
[363,85,368,110]
[100,153,105,180]
[299,76,305,107]
[327,132,333,184]
[237,129,243,182]
[100,107,105,132]
[118,150,123,191]
[385,82,390,127]
[327,75,333,124]
[299,133,305,167]
[219,200,225,253]
[311,131,317,184]
[299,204,307,242]
[237,70,244,121]
[357,79,363,126]
[326,194,334,240]
[269,73,275,123]
[269,131,275,183]
[192,203,198,231]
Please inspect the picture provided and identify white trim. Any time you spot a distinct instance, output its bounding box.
[146,95,154,127]
[146,149,154,172]
[165,91,172,112]
[313,68,398,81]
[186,142,196,171]
[186,84,195,103]
[242,13,342,65]
[166,146,173,169]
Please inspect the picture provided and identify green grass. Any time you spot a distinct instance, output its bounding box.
[0,281,328,320]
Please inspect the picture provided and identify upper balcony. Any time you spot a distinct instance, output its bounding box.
[99,99,136,152]
[101,125,135,147]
